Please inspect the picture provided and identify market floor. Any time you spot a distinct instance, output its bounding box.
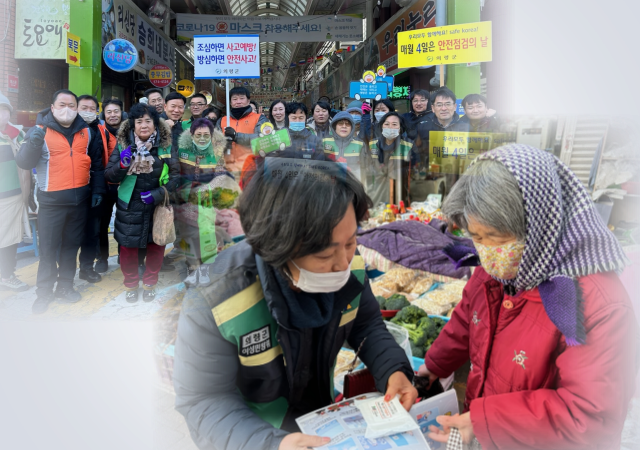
[0,236,188,320]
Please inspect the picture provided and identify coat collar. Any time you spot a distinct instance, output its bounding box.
[117,118,172,150]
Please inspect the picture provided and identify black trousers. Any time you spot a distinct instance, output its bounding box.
[79,201,103,270]
[98,185,119,262]
[36,201,88,296]
[0,243,18,279]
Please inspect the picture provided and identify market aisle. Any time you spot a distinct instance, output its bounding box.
[0,236,188,320]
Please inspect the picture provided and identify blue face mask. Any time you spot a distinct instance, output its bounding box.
[289,121,306,132]
[351,114,362,124]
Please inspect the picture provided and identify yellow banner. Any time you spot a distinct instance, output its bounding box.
[429,131,511,175]
[397,21,492,68]
[66,32,81,67]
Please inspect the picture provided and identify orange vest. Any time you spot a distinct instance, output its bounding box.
[40,125,91,192]
[98,124,118,168]
[219,112,261,153]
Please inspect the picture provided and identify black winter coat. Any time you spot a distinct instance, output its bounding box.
[104,119,179,248]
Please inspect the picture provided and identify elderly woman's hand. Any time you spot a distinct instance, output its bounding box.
[428,412,475,444]
[417,364,439,390]
[384,371,418,411]
[278,433,330,450]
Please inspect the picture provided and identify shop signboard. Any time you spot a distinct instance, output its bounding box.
[398,21,492,68]
[389,85,410,100]
[200,90,213,105]
[66,32,81,67]
[369,0,436,72]
[194,35,260,79]
[149,64,173,88]
[15,0,70,59]
[7,75,19,93]
[177,14,362,43]
[176,79,195,98]
[136,15,175,72]
[103,39,138,72]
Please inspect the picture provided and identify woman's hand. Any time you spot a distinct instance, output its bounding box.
[417,364,439,390]
[384,371,418,411]
[278,433,330,450]
[428,412,475,444]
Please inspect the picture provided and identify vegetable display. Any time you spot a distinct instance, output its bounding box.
[390,305,447,358]
[378,293,411,311]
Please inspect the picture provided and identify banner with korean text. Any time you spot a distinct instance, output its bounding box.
[194,35,260,79]
[398,21,492,68]
[178,14,362,43]
[15,0,69,59]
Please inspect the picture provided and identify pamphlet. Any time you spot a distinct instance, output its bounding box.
[295,390,458,450]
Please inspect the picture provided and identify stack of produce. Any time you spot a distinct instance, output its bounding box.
[386,305,448,358]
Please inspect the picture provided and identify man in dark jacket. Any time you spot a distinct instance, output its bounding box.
[77,95,106,283]
[16,89,105,314]
[283,102,324,160]
[402,89,433,140]
[455,93,501,133]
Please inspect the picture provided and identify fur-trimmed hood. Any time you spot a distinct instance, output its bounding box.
[117,117,172,150]
[178,127,226,160]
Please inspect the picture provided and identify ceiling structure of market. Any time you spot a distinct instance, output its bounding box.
[165,0,367,90]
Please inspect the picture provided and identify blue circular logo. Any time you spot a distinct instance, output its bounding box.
[103,39,138,73]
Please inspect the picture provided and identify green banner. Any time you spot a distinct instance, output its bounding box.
[251,128,292,156]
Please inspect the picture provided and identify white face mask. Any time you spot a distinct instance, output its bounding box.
[374,112,387,122]
[382,128,400,139]
[79,111,97,124]
[53,107,78,125]
[290,260,352,293]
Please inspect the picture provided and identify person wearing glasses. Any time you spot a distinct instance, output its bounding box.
[188,93,209,123]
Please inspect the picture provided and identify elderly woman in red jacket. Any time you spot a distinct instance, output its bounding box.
[419,144,638,450]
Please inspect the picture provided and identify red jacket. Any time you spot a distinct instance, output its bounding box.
[425,267,638,450]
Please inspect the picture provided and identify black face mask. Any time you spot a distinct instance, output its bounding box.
[231,106,250,120]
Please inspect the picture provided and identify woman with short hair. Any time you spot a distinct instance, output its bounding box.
[173,160,417,450]
[420,145,637,449]
[307,101,332,140]
[105,103,179,302]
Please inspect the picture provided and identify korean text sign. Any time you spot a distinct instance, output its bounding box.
[178,14,362,43]
[66,32,80,66]
[398,21,492,68]
[194,35,260,79]
[15,0,69,59]
[429,131,511,174]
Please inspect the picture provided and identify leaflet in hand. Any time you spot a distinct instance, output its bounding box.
[295,390,458,450]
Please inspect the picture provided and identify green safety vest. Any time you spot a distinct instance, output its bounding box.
[210,255,366,428]
[369,139,413,162]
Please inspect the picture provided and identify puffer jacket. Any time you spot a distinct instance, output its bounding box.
[104,119,179,248]
[283,126,324,159]
[176,127,226,199]
[173,242,414,450]
[425,267,639,450]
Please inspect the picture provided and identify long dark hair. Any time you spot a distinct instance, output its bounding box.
[268,99,288,127]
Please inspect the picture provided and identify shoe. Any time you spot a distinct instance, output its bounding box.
[0,275,29,292]
[138,264,146,278]
[166,248,182,260]
[79,269,102,283]
[125,289,138,303]
[142,286,156,302]
[160,257,175,272]
[54,286,82,303]
[95,259,109,273]
[184,266,198,287]
[199,265,211,287]
[32,293,54,314]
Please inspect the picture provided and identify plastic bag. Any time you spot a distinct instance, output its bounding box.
[354,395,419,440]
[371,279,399,298]
[152,187,176,246]
[410,277,434,295]
[194,170,241,210]
[385,322,412,364]
[413,296,452,316]
[384,268,418,290]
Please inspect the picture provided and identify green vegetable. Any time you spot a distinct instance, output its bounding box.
[393,305,428,324]
[376,295,387,310]
[410,342,425,358]
[384,294,411,311]
[211,187,239,209]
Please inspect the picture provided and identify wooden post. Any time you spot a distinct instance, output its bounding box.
[389,179,394,205]
[439,64,444,87]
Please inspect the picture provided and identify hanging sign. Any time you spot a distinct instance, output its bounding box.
[7,75,19,93]
[398,21,492,68]
[149,64,173,87]
[200,90,213,105]
[194,35,260,79]
[349,71,388,100]
[176,79,195,98]
[14,0,69,59]
[103,39,138,72]
[177,14,362,43]
[375,65,394,92]
[66,32,80,66]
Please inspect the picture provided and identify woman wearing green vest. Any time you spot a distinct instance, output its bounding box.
[366,112,417,206]
[105,104,179,303]
[174,159,417,450]
[175,118,226,288]
[322,111,366,183]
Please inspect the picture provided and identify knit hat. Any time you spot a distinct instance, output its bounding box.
[346,100,363,114]
[0,90,13,113]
